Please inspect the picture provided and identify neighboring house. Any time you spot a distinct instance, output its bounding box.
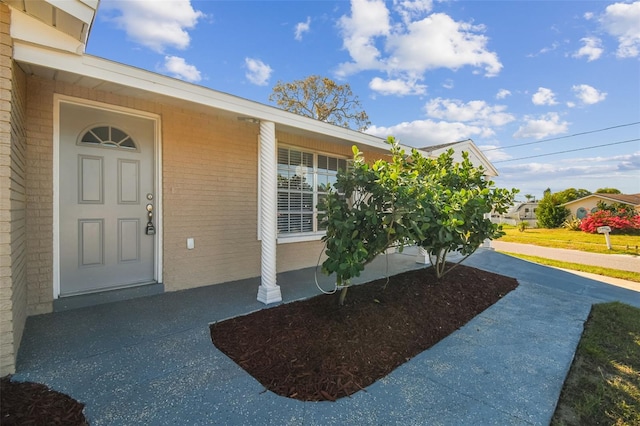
[491,201,539,226]
[420,140,499,177]
[562,193,640,219]
[509,201,539,221]
[0,1,498,374]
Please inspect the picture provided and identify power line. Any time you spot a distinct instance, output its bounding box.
[482,121,640,152]
[493,138,640,163]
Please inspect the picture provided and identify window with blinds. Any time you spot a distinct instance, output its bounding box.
[277,147,347,236]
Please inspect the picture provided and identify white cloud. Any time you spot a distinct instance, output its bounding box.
[513,113,569,139]
[564,151,640,167]
[336,1,502,90]
[385,13,502,77]
[527,41,560,57]
[294,17,311,41]
[496,152,640,192]
[337,0,391,76]
[532,87,558,106]
[584,12,595,20]
[425,98,515,127]
[477,144,512,162]
[162,56,201,82]
[244,58,273,86]
[393,0,434,24]
[366,119,493,148]
[572,84,607,105]
[496,89,511,100]
[442,79,454,89]
[494,151,640,196]
[365,96,514,150]
[600,1,640,58]
[573,37,603,61]
[615,151,640,171]
[369,76,427,95]
[102,0,204,53]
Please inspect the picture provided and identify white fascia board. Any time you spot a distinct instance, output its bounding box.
[14,42,394,153]
[47,0,97,24]
[422,140,499,177]
[465,141,499,177]
[10,8,85,54]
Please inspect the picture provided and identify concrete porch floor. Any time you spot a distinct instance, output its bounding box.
[13,248,640,425]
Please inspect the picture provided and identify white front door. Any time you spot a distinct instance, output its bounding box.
[58,102,157,296]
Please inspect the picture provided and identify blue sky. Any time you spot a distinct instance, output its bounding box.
[87,0,640,199]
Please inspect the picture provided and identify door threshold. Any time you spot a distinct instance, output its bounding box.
[53,282,164,312]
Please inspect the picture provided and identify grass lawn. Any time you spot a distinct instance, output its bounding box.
[500,252,640,283]
[499,226,640,256]
[552,302,640,426]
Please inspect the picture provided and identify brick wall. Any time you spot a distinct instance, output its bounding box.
[160,108,263,290]
[24,78,54,315]
[0,3,27,375]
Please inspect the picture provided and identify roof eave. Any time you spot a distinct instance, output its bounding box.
[14,41,399,152]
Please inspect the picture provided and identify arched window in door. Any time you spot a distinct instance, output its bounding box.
[78,125,138,151]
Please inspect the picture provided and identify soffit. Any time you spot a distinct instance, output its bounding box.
[4,0,97,44]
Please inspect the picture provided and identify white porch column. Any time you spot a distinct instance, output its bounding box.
[257,120,282,304]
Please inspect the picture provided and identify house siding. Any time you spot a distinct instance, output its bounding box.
[0,3,28,375]
[565,196,640,218]
[277,240,326,273]
[565,197,603,218]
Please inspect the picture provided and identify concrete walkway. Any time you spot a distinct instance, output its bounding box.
[491,240,640,273]
[491,240,640,291]
[13,249,640,425]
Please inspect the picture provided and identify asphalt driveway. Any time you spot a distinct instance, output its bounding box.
[13,248,640,425]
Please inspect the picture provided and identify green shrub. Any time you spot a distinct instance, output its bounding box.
[319,137,518,304]
[562,216,582,231]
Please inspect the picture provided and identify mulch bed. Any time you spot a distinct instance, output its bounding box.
[210,264,518,401]
[1,375,88,425]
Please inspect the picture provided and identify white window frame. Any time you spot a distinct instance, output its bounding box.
[275,144,348,244]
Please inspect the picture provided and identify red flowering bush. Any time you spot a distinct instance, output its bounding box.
[580,209,640,234]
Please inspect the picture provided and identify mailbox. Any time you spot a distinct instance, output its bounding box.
[597,226,612,250]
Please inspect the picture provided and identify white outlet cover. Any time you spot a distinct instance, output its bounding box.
[187,238,195,250]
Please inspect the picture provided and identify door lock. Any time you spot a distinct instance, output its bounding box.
[145,203,155,235]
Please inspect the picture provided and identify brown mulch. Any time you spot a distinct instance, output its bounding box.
[210,264,518,401]
[1,375,88,425]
